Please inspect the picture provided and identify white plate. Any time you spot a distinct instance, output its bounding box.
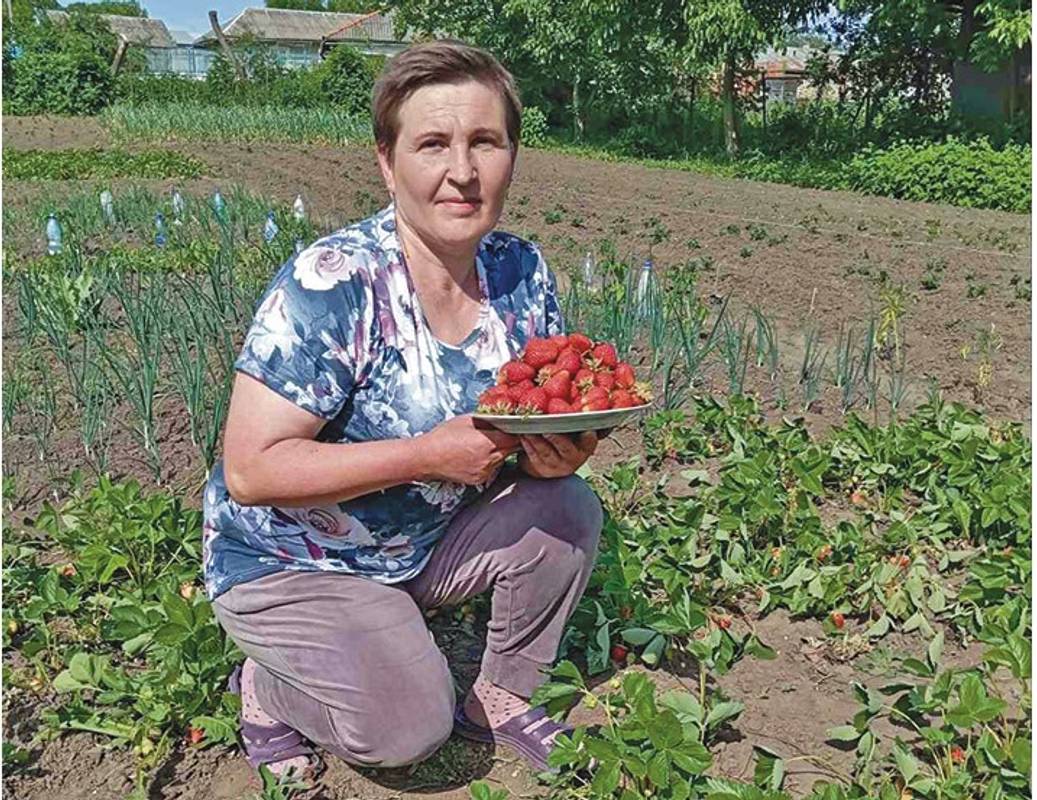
[473,404,651,435]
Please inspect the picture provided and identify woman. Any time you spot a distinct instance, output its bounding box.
[203,40,604,780]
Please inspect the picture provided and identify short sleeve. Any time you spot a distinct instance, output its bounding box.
[234,244,372,421]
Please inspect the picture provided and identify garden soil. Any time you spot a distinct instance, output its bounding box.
[2,115,1031,799]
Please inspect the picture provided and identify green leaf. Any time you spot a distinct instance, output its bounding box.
[1011,737,1030,776]
[550,660,584,684]
[641,634,666,666]
[671,741,712,774]
[705,700,744,730]
[864,613,891,639]
[752,745,785,791]
[659,690,703,723]
[621,627,658,646]
[648,750,671,787]
[590,760,621,795]
[927,631,944,669]
[745,635,777,660]
[826,725,861,742]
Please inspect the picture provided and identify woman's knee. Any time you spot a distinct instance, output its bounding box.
[322,660,455,768]
[524,474,604,554]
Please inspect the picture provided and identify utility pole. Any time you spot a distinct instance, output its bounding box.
[209,10,245,81]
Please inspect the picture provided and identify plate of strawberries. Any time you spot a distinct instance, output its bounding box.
[474,332,652,434]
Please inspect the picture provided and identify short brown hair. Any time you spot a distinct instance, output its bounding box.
[372,40,523,157]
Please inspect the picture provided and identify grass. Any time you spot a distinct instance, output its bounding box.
[103,103,372,146]
[3,149,205,180]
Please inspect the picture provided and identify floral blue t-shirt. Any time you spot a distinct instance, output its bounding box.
[202,204,564,600]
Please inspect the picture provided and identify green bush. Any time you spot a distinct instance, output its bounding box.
[314,44,374,115]
[520,105,548,148]
[3,12,120,115]
[847,137,1031,213]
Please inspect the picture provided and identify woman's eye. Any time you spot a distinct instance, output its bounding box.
[420,140,445,150]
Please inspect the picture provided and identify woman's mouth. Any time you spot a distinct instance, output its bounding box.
[438,198,481,211]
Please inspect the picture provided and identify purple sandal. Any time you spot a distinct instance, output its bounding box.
[227,664,319,777]
[453,703,572,773]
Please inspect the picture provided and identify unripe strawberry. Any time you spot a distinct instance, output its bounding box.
[817,544,833,562]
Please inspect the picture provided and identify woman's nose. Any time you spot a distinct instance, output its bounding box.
[448,146,476,183]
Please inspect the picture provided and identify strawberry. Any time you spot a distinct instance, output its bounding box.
[594,371,616,391]
[632,381,654,403]
[610,389,637,409]
[849,489,866,506]
[554,347,583,375]
[614,362,636,389]
[574,368,596,390]
[542,370,572,400]
[523,338,560,369]
[547,398,575,414]
[580,386,610,412]
[507,379,535,404]
[950,746,966,764]
[550,334,570,349]
[715,614,733,630]
[569,381,581,403]
[610,644,628,663]
[568,332,593,354]
[817,544,833,562]
[478,386,514,414]
[498,359,536,385]
[536,363,560,384]
[589,342,618,369]
[831,612,845,629]
[186,727,206,745]
[518,387,549,414]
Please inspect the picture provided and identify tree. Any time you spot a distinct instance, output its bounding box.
[683,1,827,157]
[63,1,147,15]
[265,0,379,9]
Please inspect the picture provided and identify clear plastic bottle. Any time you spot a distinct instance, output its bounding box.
[46,213,62,256]
[154,212,167,247]
[293,236,305,255]
[100,190,115,226]
[171,189,185,225]
[263,210,279,243]
[292,193,306,222]
[636,256,654,316]
[581,250,596,291]
[211,189,225,218]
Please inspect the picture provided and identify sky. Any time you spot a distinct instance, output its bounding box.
[116,1,248,35]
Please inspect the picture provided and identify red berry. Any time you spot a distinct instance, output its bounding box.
[550,334,569,349]
[569,381,581,403]
[950,745,966,764]
[614,362,636,389]
[610,644,628,663]
[568,332,593,354]
[574,368,596,389]
[590,342,618,369]
[554,347,583,375]
[518,387,549,414]
[507,379,535,404]
[610,389,636,409]
[186,727,205,745]
[498,360,536,385]
[478,386,514,414]
[594,371,616,391]
[831,612,845,629]
[523,338,560,370]
[547,398,575,414]
[715,615,732,630]
[542,370,572,400]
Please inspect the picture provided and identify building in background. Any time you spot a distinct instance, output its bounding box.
[194,7,408,69]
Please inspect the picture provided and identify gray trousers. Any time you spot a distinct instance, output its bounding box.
[213,468,603,768]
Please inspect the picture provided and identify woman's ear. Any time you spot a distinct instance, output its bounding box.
[376,144,396,198]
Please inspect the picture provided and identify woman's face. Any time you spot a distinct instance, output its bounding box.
[378,80,516,254]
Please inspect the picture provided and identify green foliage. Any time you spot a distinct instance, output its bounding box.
[846,137,1031,213]
[64,1,147,15]
[314,43,375,116]
[4,11,117,115]
[521,105,548,147]
[4,149,205,180]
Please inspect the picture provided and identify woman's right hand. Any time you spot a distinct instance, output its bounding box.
[419,415,521,485]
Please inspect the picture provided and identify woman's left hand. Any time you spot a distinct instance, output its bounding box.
[518,432,598,479]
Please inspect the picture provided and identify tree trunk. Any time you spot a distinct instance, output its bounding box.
[209,10,246,81]
[110,38,129,77]
[722,52,739,158]
[573,74,584,142]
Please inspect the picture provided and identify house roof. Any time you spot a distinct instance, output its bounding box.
[325,9,400,42]
[167,28,204,46]
[44,10,176,48]
[196,7,403,45]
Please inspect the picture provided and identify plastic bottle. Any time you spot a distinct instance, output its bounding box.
[293,194,306,221]
[100,190,115,226]
[636,256,654,316]
[263,210,279,243]
[46,213,62,256]
[294,236,305,255]
[211,189,225,218]
[154,212,167,247]
[581,251,596,290]
[171,189,185,225]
